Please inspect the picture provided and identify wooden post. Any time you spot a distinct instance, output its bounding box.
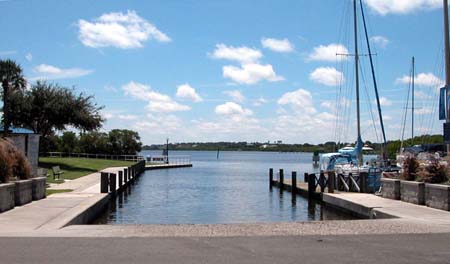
[348,173,353,192]
[124,168,128,185]
[109,173,116,196]
[308,173,316,199]
[292,171,297,195]
[128,167,133,182]
[118,171,123,192]
[319,172,325,193]
[304,172,308,183]
[279,169,284,190]
[360,172,368,193]
[269,168,273,188]
[328,171,335,193]
[100,172,109,193]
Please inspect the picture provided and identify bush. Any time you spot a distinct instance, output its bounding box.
[0,139,32,182]
[417,158,449,184]
[401,155,419,181]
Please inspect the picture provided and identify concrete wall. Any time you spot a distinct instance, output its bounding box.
[401,181,425,205]
[425,184,450,211]
[14,179,33,206]
[0,183,15,212]
[32,177,46,200]
[381,178,401,200]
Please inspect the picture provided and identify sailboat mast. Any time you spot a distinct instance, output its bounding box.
[353,0,362,164]
[412,56,415,145]
[444,0,450,155]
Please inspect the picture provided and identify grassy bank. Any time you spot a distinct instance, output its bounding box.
[39,157,135,183]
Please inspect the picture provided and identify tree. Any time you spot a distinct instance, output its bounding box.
[9,81,104,141]
[58,131,78,153]
[0,59,26,137]
[79,131,108,154]
[107,129,142,155]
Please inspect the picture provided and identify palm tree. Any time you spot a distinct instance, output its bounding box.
[0,59,26,137]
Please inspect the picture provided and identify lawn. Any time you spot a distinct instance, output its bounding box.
[39,157,135,184]
[46,189,73,196]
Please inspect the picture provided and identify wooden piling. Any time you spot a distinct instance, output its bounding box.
[304,172,308,183]
[269,168,273,188]
[109,173,117,196]
[360,172,368,193]
[328,171,335,193]
[118,171,123,191]
[308,173,316,199]
[292,171,297,195]
[319,172,325,193]
[124,168,128,185]
[279,169,284,189]
[100,172,109,193]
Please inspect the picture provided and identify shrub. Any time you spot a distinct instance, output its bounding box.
[0,139,32,181]
[401,155,419,181]
[417,158,449,184]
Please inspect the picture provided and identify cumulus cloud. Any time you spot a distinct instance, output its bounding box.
[223,90,245,103]
[215,101,253,116]
[377,96,392,106]
[122,81,190,113]
[309,67,344,86]
[253,97,268,106]
[396,72,444,87]
[261,38,294,53]
[210,44,262,64]
[370,36,390,48]
[307,43,349,62]
[223,63,283,85]
[25,53,33,62]
[364,0,442,15]
[278,88,316,114]
[30,64,93,80]
[176,83,202,102]
[78,10,171,49]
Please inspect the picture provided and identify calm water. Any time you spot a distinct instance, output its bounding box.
[96,151,354,224]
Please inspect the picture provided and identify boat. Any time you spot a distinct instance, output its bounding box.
[320,0,387,179]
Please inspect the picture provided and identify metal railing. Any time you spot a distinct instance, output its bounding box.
[40,152,144,162]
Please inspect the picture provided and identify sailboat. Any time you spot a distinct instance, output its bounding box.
[320,0,387,176]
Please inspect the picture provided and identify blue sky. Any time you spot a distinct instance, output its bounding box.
[0,0,448,144]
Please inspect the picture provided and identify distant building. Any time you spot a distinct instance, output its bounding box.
[1,127,40,176]
[276,140,283,145]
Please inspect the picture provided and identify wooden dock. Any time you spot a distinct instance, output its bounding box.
[145,163,193,170]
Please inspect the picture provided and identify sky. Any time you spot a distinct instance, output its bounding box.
[0,0,448,145]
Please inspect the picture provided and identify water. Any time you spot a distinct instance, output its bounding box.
[95,151,354,224]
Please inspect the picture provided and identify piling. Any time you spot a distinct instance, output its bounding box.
[328,171,335,193]
[292,171,297,195]
[308,173,316,199]
[100,172,109,193]
[109,173,117,196]
[279,169,284,190]
[319,172,325,193]
[124,168,128,185]
[269,168,273,188]
[118,171,123,192]
[360,172,368,193]
[304,172,308,183]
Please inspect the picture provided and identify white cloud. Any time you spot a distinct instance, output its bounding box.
[223,63,283,85]
[25,53,33,62]
[309,67,344,86]
[122,81,190,113]
[78,10,171,49]
[210,44,262,64]
[415,91,432,99]
[223,90,245,103]
[176,83,203,102]
[134,114,182,133]
[396,72,444,87]
[307,43,349,62]
[364,0,441,15]
[118,114,139,120]
[253,97,268,106]
[215,102,253,116]
[278,88,316,114]
[261,38,294,53]
[31,64,93,80]
[377,96,392,106]
[415,107,433,115]
[370,36,390,48]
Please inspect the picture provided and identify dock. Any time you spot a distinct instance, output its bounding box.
[145,163,193,170]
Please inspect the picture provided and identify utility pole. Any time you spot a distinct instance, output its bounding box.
[412,56,415,146]
[444,0,450,155]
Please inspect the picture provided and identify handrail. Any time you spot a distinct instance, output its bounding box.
[40,152,145,162]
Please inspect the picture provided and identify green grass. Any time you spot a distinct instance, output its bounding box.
[46,189,73,196]
[39,157,135,184]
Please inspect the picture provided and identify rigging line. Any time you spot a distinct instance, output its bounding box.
[400,61,413,149]
[360,58,380,143]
